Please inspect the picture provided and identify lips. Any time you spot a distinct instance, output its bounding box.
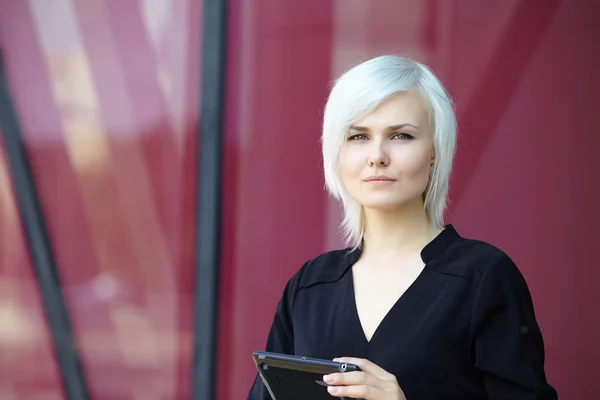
[364,176,395,182]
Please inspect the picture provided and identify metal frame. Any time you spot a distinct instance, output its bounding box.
[0,57,90,400]
[192,0,229,398]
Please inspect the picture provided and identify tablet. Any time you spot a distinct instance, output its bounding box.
[253,351,361,400]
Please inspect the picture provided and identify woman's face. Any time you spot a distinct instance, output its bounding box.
[339,91,434,212]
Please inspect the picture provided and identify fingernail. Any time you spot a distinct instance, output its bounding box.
[333,357,341,362]
[327,386,337,394]
[323,374,333,383]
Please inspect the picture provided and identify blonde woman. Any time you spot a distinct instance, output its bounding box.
[248,56,557,400]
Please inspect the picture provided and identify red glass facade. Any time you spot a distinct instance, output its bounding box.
[1,0,200,398]
[0,138,64,399]
[1,0,598,399]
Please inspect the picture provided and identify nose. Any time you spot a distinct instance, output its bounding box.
[368,140,390,167]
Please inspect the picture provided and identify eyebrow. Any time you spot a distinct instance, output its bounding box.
[349,123,420,131]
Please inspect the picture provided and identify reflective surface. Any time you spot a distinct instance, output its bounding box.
[218,1,600,399]
[0,139,64,400]
[0,0,200,398]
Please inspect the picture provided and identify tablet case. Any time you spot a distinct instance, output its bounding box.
[253,351,360,400]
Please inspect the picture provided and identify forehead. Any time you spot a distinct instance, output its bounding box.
[353,90,429,129]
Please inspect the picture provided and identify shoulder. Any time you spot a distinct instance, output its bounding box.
[428,228,521,287]
[284,248,357,294]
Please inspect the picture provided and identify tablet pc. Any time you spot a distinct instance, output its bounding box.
[253,351,361,400]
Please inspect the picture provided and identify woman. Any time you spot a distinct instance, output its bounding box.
[247,55,557,399]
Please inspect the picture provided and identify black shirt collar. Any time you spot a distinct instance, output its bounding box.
[300,224,461,289]
[420,224,460,264]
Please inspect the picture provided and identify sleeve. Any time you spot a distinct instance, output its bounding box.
[247,265,305,400]
[470,252,558,400]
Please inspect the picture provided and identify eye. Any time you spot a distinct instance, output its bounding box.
[348,134,369,141]
[391,133,415,140]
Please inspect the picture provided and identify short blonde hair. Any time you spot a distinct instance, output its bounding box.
[321,55,457,249]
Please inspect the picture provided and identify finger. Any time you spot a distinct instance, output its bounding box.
[323,371,384,389]
[333,357,390,379]
[327,384,382,399]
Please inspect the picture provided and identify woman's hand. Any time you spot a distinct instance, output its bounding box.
[323,357,406,400]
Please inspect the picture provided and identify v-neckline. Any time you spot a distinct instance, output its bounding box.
[339,225,458,344]
[348,263,428,344]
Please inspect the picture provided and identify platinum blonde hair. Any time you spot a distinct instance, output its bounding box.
[321,55,457,249]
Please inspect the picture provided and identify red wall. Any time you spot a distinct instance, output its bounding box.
[216,1,333,399]
[218,1,600,399]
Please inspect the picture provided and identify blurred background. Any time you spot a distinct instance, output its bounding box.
[0,0,598,399]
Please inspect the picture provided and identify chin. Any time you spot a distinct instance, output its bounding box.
[358,194,422,211]
[360,199,407,211]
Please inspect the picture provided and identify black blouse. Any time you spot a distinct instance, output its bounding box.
[247,225,558,399]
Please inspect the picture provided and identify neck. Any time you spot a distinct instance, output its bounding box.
[360,200,442,263]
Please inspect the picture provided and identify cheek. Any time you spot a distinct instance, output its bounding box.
[394,149,431,181]
[339,148,365,178]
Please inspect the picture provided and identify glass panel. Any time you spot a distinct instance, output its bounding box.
[1,0,201,398]
[0,139,64,400]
